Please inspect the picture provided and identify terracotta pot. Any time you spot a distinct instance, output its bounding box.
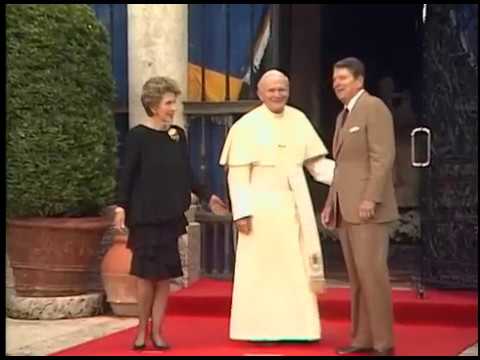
[101,228,138,316]
[7,217,110,297]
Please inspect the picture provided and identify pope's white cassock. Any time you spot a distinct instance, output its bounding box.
[219,103,335,341]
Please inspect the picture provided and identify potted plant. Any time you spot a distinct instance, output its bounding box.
[6,5,116,298]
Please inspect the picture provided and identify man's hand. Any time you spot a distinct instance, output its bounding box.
[208,194,229,216]
[113,207,126,230]
[359,200,376,221]
[321,205,334,229]
[235,217,252,235]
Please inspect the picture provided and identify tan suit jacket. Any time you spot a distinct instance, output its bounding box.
[326,91,399,225]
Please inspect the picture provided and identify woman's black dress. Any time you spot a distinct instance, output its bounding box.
[117,124,210,280]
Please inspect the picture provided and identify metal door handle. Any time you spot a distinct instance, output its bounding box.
[410,127,431,167]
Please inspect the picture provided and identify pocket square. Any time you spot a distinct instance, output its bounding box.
[349,126,360,133]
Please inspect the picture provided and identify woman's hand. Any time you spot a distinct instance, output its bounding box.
[208,194,229,216]
[113,207,126,230]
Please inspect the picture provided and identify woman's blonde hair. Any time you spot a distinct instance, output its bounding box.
[141,76,181,116]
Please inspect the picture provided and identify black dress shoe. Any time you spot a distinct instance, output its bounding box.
[336,345,374,355]
[132,342,146,351]
[151,336,170,350]
[371,348,395,356]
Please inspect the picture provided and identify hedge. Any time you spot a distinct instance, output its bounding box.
[7,4,117,217]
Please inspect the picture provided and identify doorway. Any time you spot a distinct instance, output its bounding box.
[284,4,425,282]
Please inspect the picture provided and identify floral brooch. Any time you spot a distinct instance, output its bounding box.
[167,127,180,142]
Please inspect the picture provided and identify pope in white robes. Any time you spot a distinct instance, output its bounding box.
[219,70,335,341]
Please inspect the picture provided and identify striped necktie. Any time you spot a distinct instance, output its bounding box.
[341,108,349,127]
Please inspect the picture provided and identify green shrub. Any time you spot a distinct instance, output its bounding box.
[7,4,117,217]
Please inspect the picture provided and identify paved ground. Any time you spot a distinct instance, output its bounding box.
[460,343,478,357]
[6,316,137,356]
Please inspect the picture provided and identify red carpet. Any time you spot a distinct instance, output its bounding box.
[52,279,477,356]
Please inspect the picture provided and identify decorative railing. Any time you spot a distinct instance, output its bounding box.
[185,101,260,278]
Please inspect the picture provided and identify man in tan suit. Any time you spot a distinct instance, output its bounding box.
[321,57,399,356]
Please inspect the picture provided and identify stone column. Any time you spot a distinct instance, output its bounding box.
[127,4,188,129]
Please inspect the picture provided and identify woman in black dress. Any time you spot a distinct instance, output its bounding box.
[113,76,226,350]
